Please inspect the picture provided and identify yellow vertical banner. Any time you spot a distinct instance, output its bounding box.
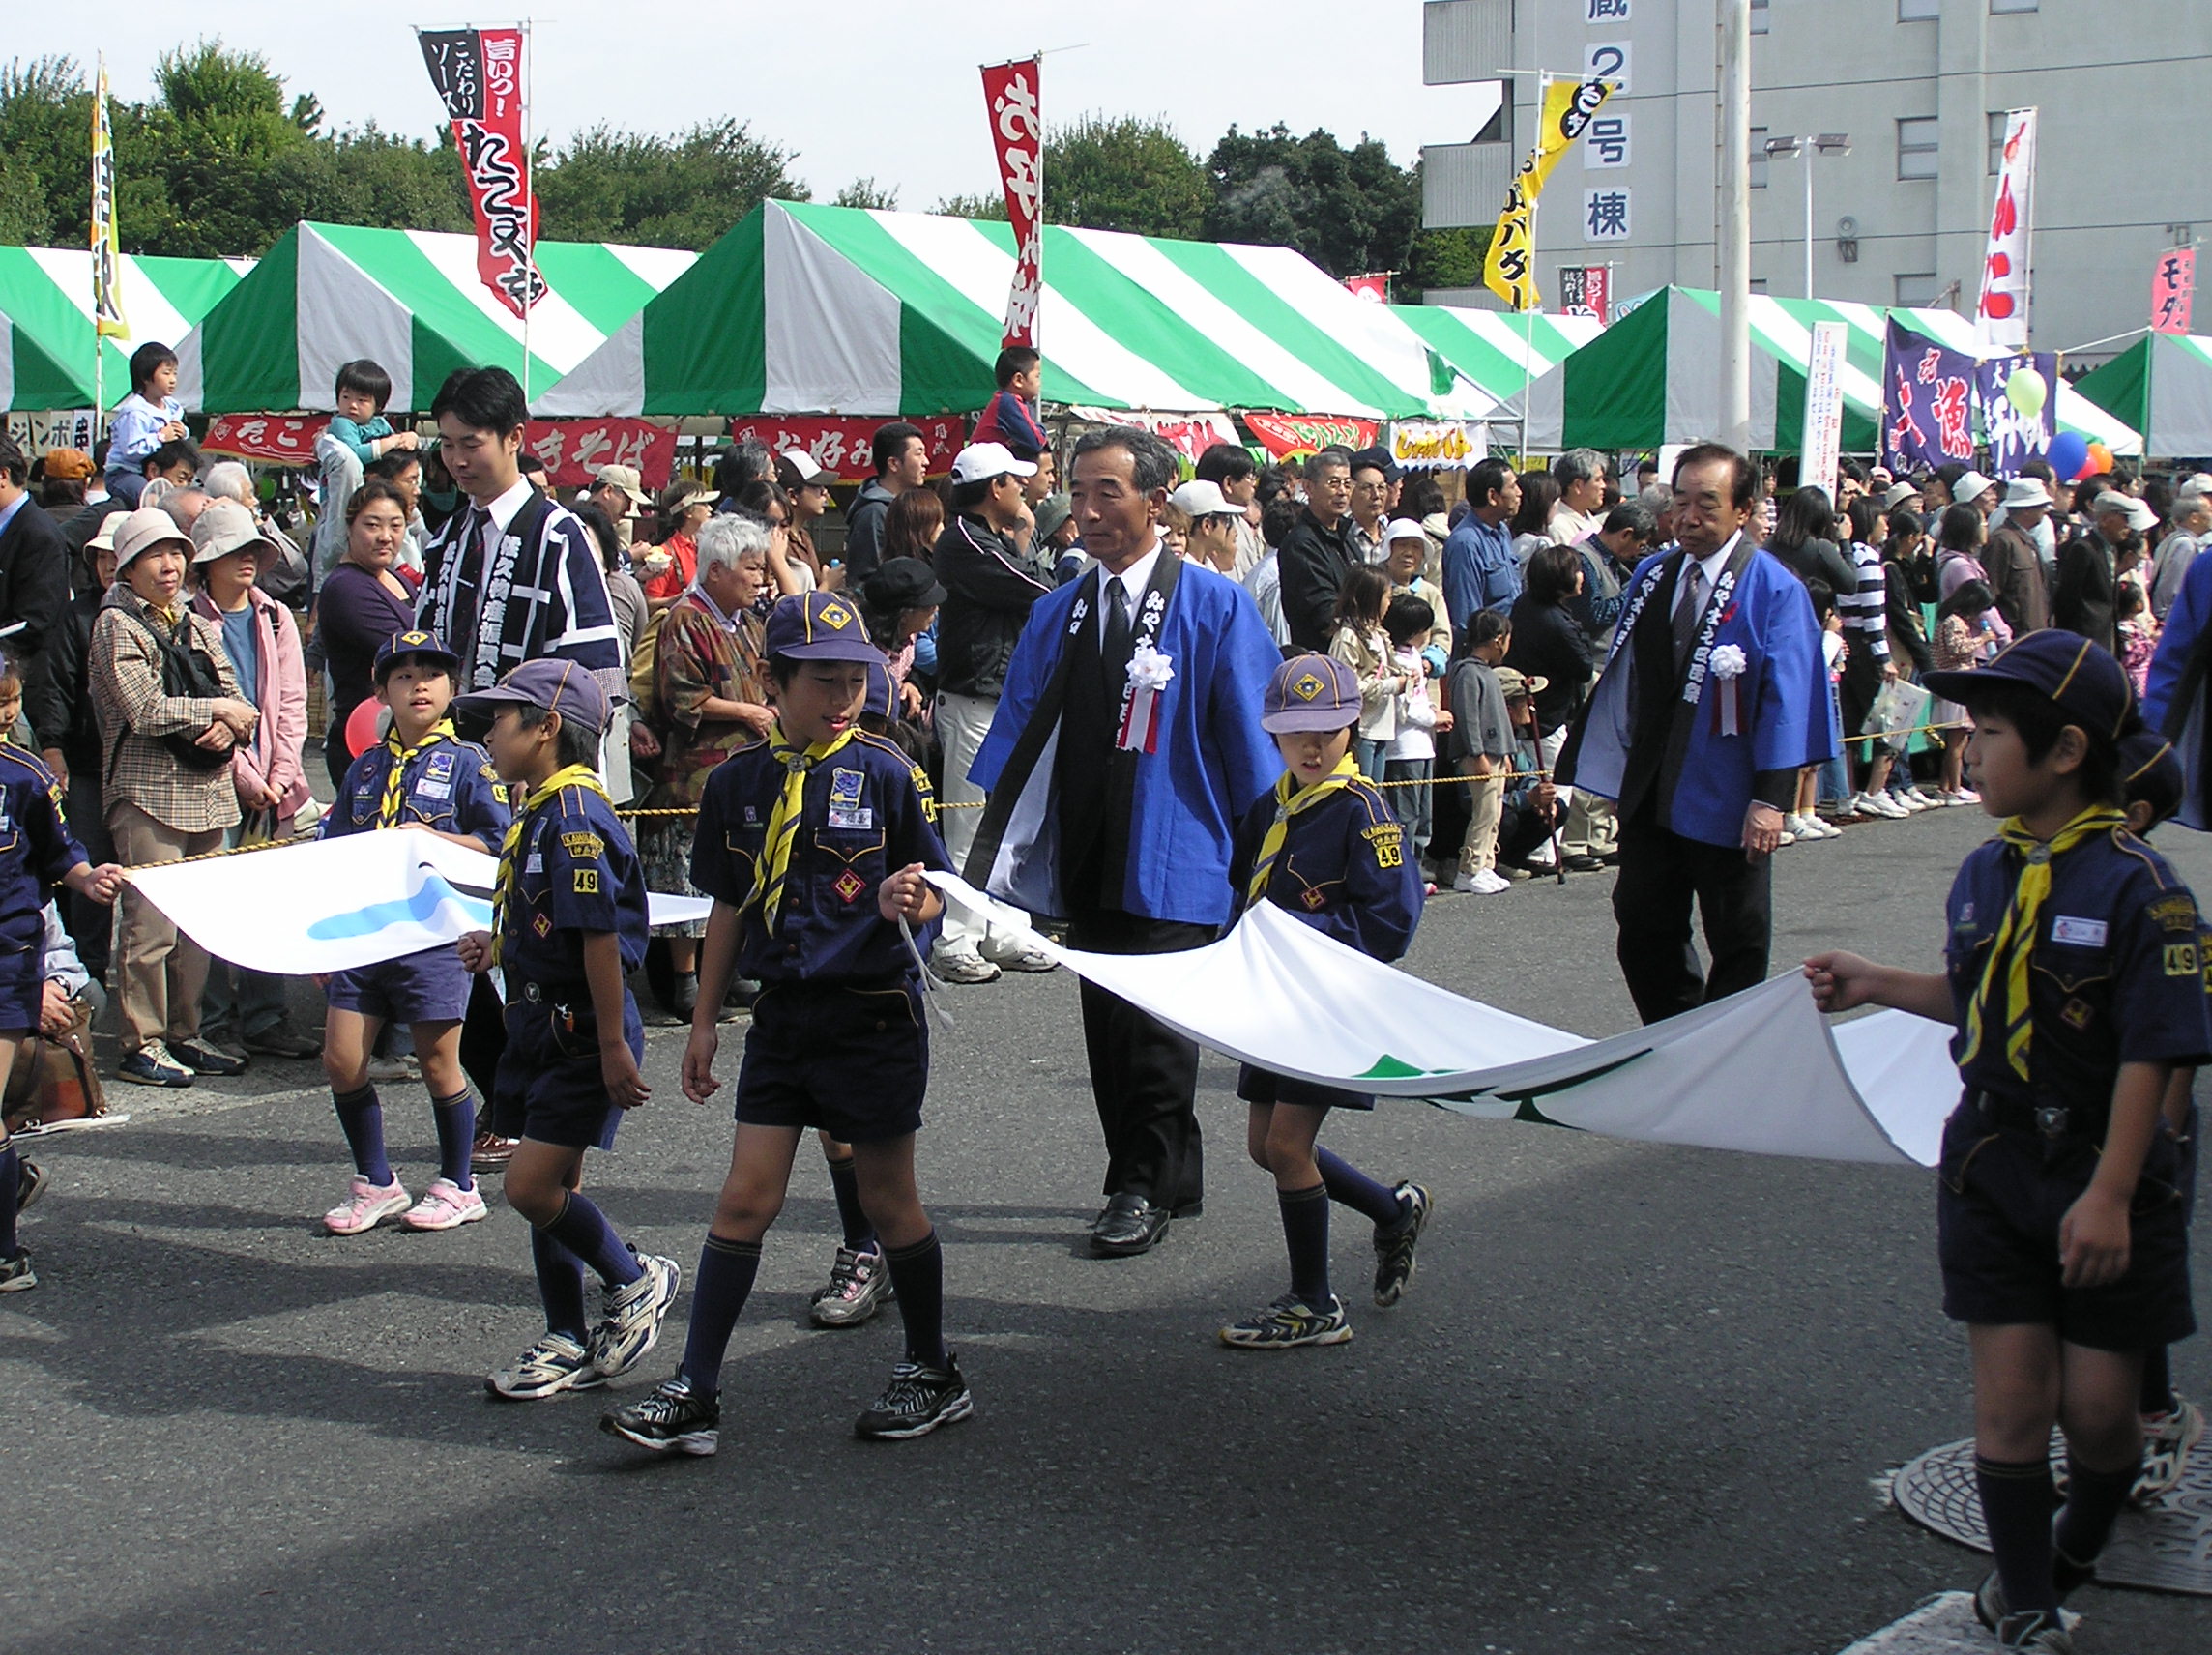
[91,55,126,340]
[1482,76,1617,312]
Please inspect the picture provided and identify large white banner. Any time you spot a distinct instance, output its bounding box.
[127,831,711,976]
[930,874,1957,1169]
[1800,320,1848,497]
[1975,109,2036,352]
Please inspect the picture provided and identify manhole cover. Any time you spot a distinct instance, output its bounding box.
[1893,1436,2212,1597]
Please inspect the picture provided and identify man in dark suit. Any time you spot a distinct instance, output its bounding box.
[1275,447,1357,652]
[0,436,73,747]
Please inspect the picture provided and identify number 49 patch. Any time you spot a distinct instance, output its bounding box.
[2165,941,2197,977]
[573,868,600,894]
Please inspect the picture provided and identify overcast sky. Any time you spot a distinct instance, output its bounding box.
[15,3,1507,215]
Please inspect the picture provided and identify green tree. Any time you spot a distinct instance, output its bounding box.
[1047,113,1209,239]
[932,191,1007,221]
[0,56,94,245]
[535,120,808,249]
[1402,225,1494,300]
[1204,124,1422,279]
[833,177,898,210]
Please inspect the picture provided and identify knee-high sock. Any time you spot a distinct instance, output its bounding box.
[541,1191,644,1288]
[2054,1452,2142,1581]
[2140,1345,2176,1416]
[0,1145,19,1259]
[884,1231,946,1369]
[531,1226,590,1342]
[1278,1183,1330,1307]
[1316,1146,1406,1229]
[677,1234,762,1397]
[825,1155,877,1252]
[1975,1454,2061,1615]
[333,1084,392,1186]
[430,1088,477,1191]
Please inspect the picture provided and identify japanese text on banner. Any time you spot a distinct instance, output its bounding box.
[1483,77,1616,311]
[727,416,970,482]
[91,57,125,340]
[2153,247,2196,336]
[1880,318,1977,474]
[418,28,544,320]
[1975,109,2036,351]
[981,58,1042,351]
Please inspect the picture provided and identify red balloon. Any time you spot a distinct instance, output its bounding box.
[345,697,386,759]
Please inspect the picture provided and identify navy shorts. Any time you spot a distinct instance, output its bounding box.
[487,986,644,1151]
[733,981,927,1144]
[1237,1064,1374,1113]
[326,947,473,1026]
[0,953,41,1035]
[1936,1103,2197,1351]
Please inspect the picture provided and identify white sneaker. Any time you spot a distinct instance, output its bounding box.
[1891,789,1930,813]
[1775,827,1796,847]
[1785,813,1814,838]
[1867,793,1911,819]
[928,945,1002,985]
[1471,869,1510,894]
[983,941,1056,973]
[1451,871,1478,893]
[1951,786,1981,805]
[1806,815,1842,839]
[1905,788,1943,809]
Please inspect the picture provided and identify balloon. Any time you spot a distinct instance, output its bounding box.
[344,696,387,759]
[2003,366,2047,420]
[2047,431,2088,482]
[2085,441,2114,477]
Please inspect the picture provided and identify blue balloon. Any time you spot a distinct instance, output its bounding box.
[2048,430,2089,482]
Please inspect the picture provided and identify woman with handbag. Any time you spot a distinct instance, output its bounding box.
[88,508,258,1088]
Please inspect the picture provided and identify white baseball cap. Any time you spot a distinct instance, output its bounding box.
[949,441,1036,486]
[1167,479,1242,520]
[778,449,834,487]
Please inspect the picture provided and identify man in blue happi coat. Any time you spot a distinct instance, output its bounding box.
[967,426,1282,1257]
[1557,443,1834,1025]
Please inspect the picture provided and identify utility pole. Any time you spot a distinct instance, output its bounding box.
[1718,0,1753,452]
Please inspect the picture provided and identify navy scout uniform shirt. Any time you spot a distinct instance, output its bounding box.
[1227,775,1422,964]
[499,782,651,990]
[0,744,85,961]
[1944,828,2212,1115]
[691,730,950,986]
[327,734,511,848]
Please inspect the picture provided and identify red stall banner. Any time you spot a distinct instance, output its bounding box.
[2153,247,2196,336]
[728,415,970,482]
[201,413,675,491]
[1074,407,1238,465]
[981,56,1043,349]
[1343,274,1389,304]
[1558,265,1611,322]
[201,414,329,466]
[417,27,543,319]
[1243,413,1381,463]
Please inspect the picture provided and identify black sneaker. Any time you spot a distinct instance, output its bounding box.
[855,1353,973,1440]
[1372,1182,1431,1308]
[1219,1292,1353,1350]
[169,1040,247,1077]
[600,1377,721,1456]
[15,1159,46,1213]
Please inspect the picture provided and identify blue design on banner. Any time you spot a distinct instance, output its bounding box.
[306,872,492,940]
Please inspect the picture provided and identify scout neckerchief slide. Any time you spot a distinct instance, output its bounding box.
[1960,803,2128,1080]
[747,722,859,932]
[490,763,611,967]
[1246,755,1362,903]
[377,718,456,828]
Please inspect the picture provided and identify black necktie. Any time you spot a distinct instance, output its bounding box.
[1672,561,1704,671]
[1103,575,1133,665]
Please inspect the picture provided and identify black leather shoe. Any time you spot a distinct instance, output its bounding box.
[1563,854,1608,873]
[1091,1192,1171,1257]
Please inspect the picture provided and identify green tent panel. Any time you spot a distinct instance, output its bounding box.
[0,245,250,411]
[2078,333,2212,457]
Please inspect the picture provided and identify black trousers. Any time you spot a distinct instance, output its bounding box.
[1065,907,1214,1211]
[1612,809,1772,1026]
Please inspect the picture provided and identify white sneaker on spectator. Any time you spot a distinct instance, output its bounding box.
[1863,793,1910,819]
[982,940,1056,973]
[1950,786,1981,804]
[1806,815,1843,839]
[1471,869,1510,894]
[928,945,1001,985]
[1904,788,1943,809]
[1776,825,1797,847]
[1891,789,1930,812]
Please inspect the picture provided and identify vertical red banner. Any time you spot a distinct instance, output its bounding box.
[2153,247,2196,336]
[419,27,544,320]
[980,57,1043,350]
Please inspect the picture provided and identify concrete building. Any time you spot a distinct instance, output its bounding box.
[1421,0,2211,363]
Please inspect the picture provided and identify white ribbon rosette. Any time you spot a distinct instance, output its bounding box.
[1117,644,1176,752]
[1708,643,1748,737]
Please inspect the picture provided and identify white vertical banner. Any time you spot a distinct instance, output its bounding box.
[1975,108,2036,351]
[1801,320,1848,495]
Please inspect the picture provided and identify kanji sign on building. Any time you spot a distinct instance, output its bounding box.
[2153,247,2196,336]
[1583,189,1631,243]
[980,57,1043,351]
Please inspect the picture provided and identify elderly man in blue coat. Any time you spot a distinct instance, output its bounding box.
[967,426,1282,1257]
[1557,443,1834,1025]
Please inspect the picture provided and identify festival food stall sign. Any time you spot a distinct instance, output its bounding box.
[727,415,969,481]
[1243,413,1380,463]
[1072,408,1239,465]
[202,413,677,489]
[1387,420,1488,470]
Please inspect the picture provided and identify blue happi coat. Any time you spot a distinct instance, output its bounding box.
[967,549,1282,926]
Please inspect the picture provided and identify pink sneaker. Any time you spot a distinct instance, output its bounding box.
[402,1177,488,1232]
[324,1175,411,1235]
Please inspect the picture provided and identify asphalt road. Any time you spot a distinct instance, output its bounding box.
[5,803,2206,1655]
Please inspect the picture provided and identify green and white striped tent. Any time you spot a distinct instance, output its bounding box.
[0,246,250,410]
[538,199,1498,421]
[177,222,695,414]
[2076,333,2212,458]
[1387,303,1601,412]
[1517,286,2140,455]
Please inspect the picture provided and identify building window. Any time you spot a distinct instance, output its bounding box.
[1751,0,1770,33]
[1988,111,2008,175]
[1897,116,1939,180]
[1990,0,2037,13]
[1895,273,1938,307]
[1898,0,1938,19]
[1751,127,1770,189]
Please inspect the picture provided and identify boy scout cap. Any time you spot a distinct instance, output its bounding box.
[2119,729,2184,825]
[1921,628,2134,741]
[862,653,899,722]
[1262,653,1361,734]
[764,590,880,664]
[373,628,463,682]
[453,657,609,737]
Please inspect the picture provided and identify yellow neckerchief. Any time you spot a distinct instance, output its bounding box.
[1961,802,2129,1080]
[377,717,456,828]
[1246,755,1362,903]
[490,763,612,966]
[746,721,859,932]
